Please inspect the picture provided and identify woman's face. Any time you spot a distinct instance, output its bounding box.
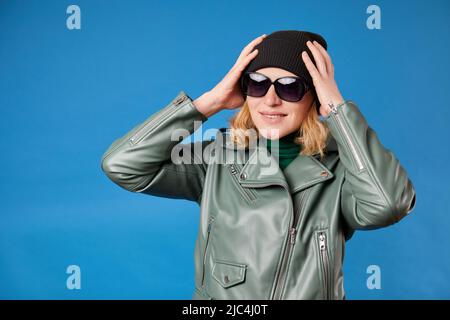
[246,67,314,140]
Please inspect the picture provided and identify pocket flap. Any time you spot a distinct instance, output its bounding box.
[212,260,247,288]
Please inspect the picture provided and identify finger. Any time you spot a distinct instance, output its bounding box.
[313,41,334,77]
[238,34,265,62]
[245,34,267,52]
[236,34,266,64]
[306,41,328,76]
[233,49,258,76]
[301,50,321,81]
[227,48,259,83]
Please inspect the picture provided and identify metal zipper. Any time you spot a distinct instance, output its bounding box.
[201,215,215,287]
[129,94,188,145]
[102,121,151,161]
[271,189,310,300]
[102,122,148,160]
[236,178,297,300]
[318,231,331,300]
[228,164,258,202]
[330,103,365,171]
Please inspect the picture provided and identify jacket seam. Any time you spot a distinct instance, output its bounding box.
[102,93,193,163]
[132,166,204,193]
[129,99,193,146]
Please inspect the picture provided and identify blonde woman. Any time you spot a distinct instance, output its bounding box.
[101,30,416,300]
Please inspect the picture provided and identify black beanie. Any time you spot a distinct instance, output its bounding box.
[241,30,327,115]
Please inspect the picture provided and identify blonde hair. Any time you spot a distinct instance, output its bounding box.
[228,99,330,160]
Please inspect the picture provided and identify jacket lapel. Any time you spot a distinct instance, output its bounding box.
[221,130,339,194]
[282,150,337,193]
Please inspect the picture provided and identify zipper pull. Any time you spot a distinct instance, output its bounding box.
[207,216,214,232]
[319,232,327,251]
[230,164,237,175]
[173,94,188,106]
[290,228,297,245]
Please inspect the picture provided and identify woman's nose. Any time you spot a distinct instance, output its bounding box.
[264,85,282,106]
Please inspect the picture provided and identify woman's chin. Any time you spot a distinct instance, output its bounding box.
[257,127,286,140]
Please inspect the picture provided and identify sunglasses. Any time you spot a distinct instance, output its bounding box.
[241,71,310,102]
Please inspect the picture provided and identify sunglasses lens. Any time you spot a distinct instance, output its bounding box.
[242,72,308,102]
[275,77,307,102]
[243,73,271,97]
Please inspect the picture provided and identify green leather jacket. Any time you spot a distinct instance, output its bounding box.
[101,91,416,300]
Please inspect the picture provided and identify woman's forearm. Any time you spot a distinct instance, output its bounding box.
[192,91,223,118]
[101,91,209,193]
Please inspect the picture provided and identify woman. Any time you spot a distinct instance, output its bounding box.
[101,30,416,300]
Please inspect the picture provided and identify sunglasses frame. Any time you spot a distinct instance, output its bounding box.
[241,71,310,102]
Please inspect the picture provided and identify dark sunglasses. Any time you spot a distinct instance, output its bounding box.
[241,71,310,102]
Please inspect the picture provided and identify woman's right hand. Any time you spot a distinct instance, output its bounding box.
[193,34,267,118]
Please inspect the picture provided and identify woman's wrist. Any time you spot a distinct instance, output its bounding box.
[192,91,222,118]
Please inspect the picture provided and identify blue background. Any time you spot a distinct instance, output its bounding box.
[1,0,449,299]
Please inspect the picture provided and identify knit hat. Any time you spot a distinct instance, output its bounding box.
[240,30,327,115]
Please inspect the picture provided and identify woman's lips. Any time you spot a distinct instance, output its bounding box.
[259,111,287,123]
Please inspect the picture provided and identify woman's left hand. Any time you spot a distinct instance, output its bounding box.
[301,40,345,117]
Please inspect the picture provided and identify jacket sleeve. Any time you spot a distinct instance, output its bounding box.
[323,100,416,230]
[100,91,212,203]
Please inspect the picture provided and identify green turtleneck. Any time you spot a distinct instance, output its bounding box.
[266,131,301,170]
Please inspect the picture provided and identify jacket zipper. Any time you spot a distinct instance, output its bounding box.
[129,94,188,145]
[237,178,298,300]
[228,164,258,202]
[201,215,215,287]
[271,189,310,300]
[318,231,331,299]
[330,103,365,171]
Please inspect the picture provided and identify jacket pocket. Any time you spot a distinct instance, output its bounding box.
[228,164,258,203]
[316,229,332,299]
[212,260,247,289]
[201,215,215,287]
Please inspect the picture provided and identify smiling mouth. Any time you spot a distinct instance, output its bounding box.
[259,111,287,119]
